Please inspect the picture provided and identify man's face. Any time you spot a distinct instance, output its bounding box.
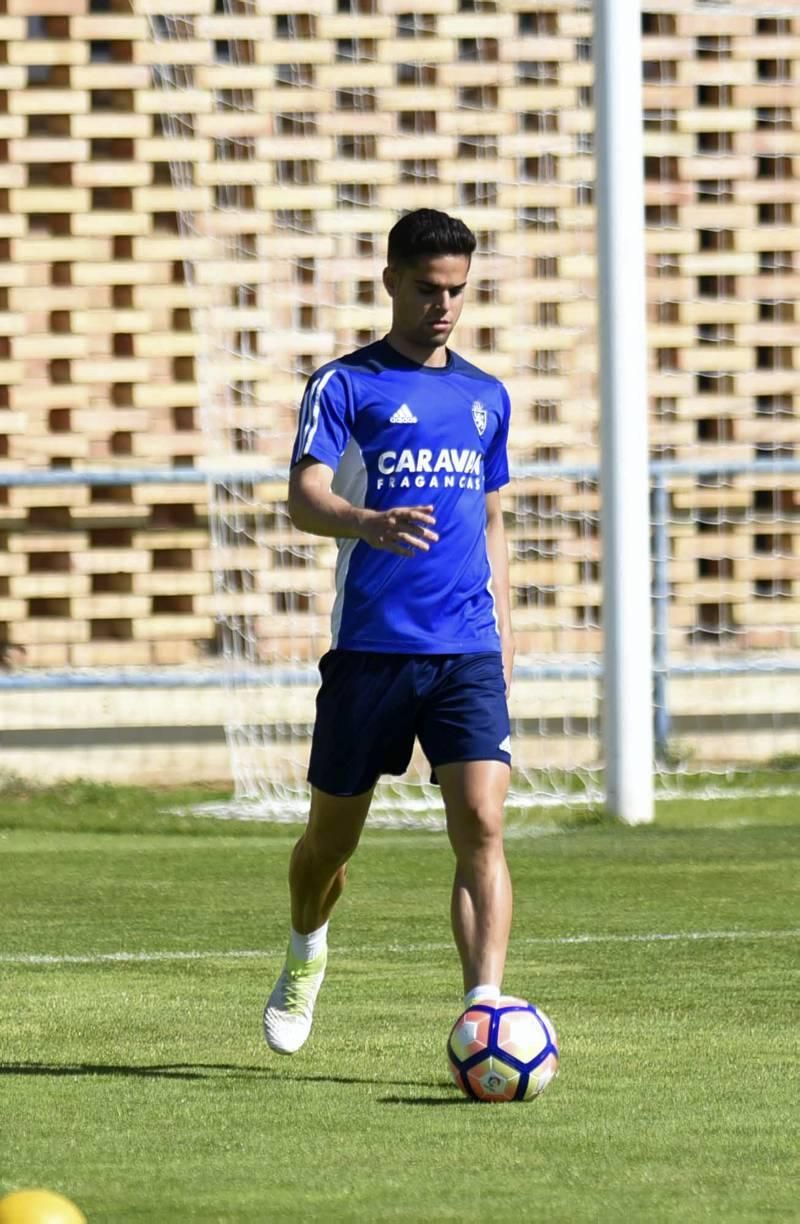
[383,253,471,351]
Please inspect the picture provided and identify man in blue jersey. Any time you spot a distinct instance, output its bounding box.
[264,209,515,1055]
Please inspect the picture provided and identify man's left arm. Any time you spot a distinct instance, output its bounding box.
[485,489,515,695]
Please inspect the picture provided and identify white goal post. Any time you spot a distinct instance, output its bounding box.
[595,0,655,824]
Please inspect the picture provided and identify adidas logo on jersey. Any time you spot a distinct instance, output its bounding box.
[389,404,418,424]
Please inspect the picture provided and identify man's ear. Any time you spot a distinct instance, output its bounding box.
[382,264,395,297]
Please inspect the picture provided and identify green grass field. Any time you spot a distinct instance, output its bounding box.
[1,782,798,1223]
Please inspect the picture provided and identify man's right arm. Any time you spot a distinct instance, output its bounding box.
[288,458,439,558]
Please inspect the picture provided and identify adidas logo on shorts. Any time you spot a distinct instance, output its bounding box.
[498,735,511,753]
[389,404,418,424]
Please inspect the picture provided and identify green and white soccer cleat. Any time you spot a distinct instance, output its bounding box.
[263,949,327,1055]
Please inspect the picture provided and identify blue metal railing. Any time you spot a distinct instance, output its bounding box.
[2,457,800,487]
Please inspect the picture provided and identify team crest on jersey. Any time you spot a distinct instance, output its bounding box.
[472,400,488,436]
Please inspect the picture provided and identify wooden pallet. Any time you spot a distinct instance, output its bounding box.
[0,3,798,676]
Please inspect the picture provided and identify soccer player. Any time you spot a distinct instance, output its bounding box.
[264,208,514,1054]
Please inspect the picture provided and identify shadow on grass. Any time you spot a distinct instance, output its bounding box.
[0,1061,213,1081]
[0,1061,454,1096]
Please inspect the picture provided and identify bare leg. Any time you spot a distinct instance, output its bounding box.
[264,785,374,1053]
[289,785,374,933]
[436,760,512,994]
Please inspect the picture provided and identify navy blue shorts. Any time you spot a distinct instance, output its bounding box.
[308,651,511,797]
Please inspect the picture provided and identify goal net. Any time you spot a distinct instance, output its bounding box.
[141,0,800,820]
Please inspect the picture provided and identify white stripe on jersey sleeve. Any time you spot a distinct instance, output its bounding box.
[298,368,336,459]
[295,378,317,460]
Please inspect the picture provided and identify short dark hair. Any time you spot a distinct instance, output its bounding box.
[387,208,477,267]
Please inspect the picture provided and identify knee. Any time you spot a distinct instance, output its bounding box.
[449,802,505,861]
[299,826,358,874]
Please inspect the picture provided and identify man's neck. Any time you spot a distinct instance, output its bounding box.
[384,331,449,368]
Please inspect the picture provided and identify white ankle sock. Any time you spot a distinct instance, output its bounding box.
[289,922,328,962]
[464,984,501,1009]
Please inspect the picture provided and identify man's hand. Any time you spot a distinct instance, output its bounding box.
[359,505,438,557]
[289,461,438,555]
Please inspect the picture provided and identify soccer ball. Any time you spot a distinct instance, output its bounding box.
[447,996,559,1102]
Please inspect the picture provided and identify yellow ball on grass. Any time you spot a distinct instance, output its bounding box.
[0,1190,87,1224]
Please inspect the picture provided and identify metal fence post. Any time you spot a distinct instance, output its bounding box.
[651,472,671,760]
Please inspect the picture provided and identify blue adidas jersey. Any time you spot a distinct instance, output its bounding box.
[291,339,511,653]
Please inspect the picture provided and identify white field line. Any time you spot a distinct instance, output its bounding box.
[2,927,799,967]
